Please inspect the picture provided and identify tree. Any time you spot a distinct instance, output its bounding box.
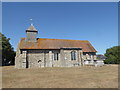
[0,32,15,66]
[104,46,120,64]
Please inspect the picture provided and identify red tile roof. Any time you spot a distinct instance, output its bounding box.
[19,38,97,52]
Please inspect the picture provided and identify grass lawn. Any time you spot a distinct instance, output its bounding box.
[2,65,118,88]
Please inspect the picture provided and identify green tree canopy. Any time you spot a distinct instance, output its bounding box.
[104,46,120,64]
[0,32,15,66]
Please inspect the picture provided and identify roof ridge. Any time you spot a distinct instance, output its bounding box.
[38,38,89,41]
[20,37,89,42]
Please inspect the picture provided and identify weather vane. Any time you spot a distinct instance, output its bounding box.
[30,18,33,26]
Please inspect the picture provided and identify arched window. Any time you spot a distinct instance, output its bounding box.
[71,51,76,60]
[54,53,59,60]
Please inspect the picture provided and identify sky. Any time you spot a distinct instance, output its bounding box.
[2,2,118,54]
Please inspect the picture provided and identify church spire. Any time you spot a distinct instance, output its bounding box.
[26,19,38,32]
[26,24,38,32]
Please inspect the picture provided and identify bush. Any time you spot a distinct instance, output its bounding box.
[104,46,120,64]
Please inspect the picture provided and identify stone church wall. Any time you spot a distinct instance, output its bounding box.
[15,49,97,68]
[60,50,82,67]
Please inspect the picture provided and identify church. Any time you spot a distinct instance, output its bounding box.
[15,24,98,68]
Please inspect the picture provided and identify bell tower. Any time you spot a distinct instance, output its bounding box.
[26,24,38,42]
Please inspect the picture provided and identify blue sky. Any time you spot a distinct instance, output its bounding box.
[2,2,118,54]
